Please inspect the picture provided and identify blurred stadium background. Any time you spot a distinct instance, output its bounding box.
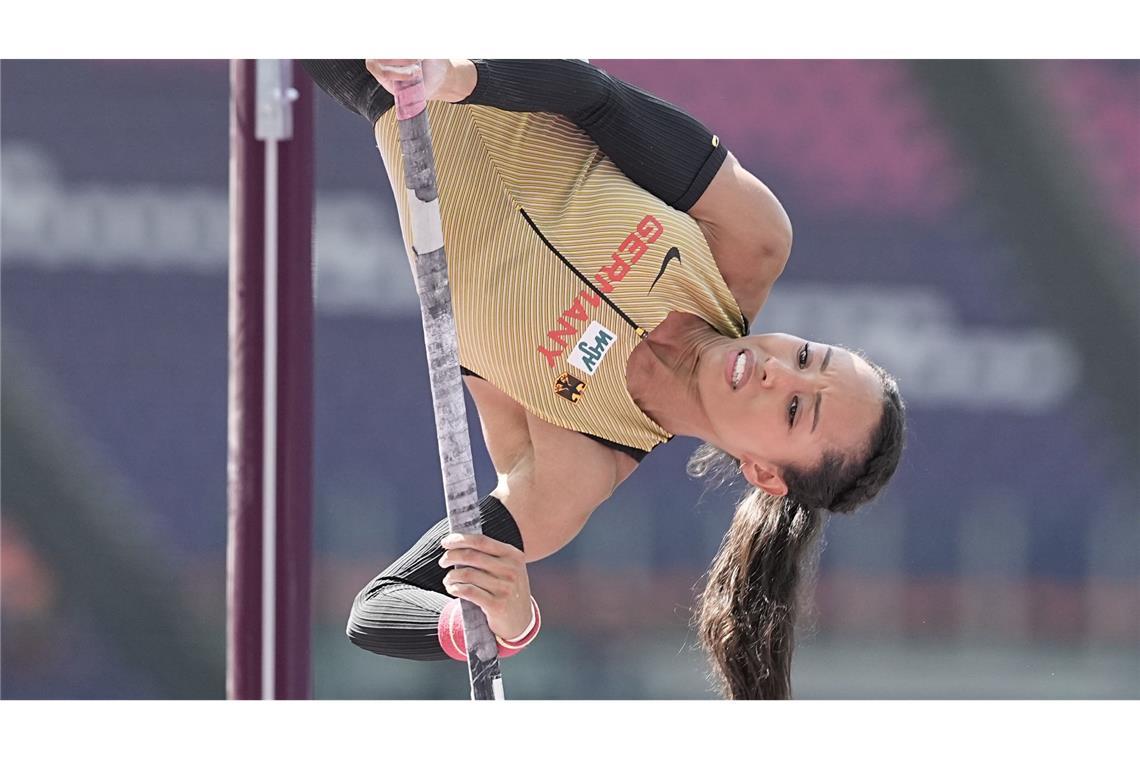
[2,59,1137,699]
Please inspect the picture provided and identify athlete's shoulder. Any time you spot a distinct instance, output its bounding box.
[690,152,793,320]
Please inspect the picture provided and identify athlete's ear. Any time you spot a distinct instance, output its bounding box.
[740,458,788,497]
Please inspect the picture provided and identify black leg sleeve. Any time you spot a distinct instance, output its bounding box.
[299,59,394,123]
[346,494,525,660]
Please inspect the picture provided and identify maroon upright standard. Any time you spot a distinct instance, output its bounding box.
[226,59,314,700]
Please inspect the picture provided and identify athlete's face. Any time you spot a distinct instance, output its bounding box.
[699,332,884,495]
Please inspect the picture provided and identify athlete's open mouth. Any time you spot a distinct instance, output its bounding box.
[730,349,753,390]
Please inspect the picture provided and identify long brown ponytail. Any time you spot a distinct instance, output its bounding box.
[689,359,905,699]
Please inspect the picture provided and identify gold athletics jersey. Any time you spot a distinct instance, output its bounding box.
[373,103,748,453]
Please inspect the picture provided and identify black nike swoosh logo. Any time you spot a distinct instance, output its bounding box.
[648,247,681,293]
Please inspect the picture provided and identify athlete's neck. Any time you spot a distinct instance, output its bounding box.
[626,312,724,439]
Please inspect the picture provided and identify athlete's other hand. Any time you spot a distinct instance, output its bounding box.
[439,531,533,640]
[365,59,476,104]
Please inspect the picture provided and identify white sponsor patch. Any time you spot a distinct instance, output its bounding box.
[405,190,445,255]
[568,321,617,376]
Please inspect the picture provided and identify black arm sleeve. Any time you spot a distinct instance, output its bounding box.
[300,59,726,212]
[345,494,524,661]
[299,59,394,122]
[463,59,727,211]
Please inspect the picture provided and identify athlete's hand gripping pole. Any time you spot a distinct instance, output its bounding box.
[391,64,505,701]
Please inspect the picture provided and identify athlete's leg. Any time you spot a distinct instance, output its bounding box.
[346,494,524,660]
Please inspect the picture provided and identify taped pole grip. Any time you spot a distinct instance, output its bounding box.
[391,65,505,701]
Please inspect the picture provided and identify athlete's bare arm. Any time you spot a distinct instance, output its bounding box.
[438,375,632,636]
[464,375,636,561]
[690,153,793,322]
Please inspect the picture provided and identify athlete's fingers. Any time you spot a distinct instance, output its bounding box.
[365,59,420,81]
[365,59,417,69]
[445,557,534,640]
[440,532,524,560]
[439,548,518,580]
[444,582,498,614]
[446,577,533,640]
[444,567,508,597]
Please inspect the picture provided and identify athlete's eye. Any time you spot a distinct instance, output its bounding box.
[798,343,810,368]
[788,396,799,427]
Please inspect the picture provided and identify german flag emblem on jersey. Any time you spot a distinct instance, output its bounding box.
[554,372,586,403]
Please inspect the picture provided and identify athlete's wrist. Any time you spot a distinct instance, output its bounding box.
[437,596,542,660]
[496,596,538,644]
[494,596,541,653]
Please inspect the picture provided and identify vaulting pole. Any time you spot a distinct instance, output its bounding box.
[392,64,505,700]
[227,59,315,700]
